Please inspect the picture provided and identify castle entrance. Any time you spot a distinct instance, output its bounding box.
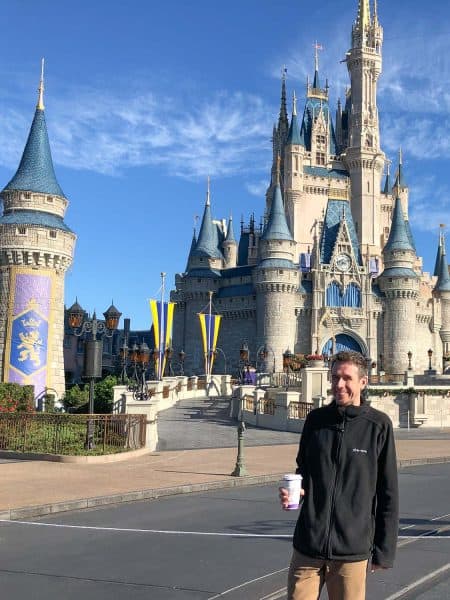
[322,333,363,355]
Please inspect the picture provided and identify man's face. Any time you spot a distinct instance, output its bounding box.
[331,361,367,407]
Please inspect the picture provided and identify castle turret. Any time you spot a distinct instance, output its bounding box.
[189,178,223,272]
[344,0,385,257]
[392,148,409,217]
[266,69,289,213]
[378,197,418,380]
[0,61,76,400]
[284,92,305,239]
[254,162,298,371]
[222,216,237,269]
[433,235,450,364]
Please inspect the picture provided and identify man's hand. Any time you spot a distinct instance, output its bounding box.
[278,486,304,510]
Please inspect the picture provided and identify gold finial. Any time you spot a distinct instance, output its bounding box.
[37,58,45,110]
[292,91,297,117]
[281,65,287,82]
[399,146,403,165]
[206,176,210,206]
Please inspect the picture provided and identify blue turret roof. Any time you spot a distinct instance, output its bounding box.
[434,235,444,276]
[261,183,293,241]
[383,170,390,195]
[435,245,450,292]
[185,229,197,272]
[225,216,235,243]
[0,209,72,232]
[287,111,303,146]
[320,199,362,265]
[383,197,415,253]
[2,108,65,197]
[191,195,223,260]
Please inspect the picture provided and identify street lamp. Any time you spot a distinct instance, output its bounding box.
[126,341,151,400]
[428,348,433,371]
[283,349,294,390]
[257,344,276,373]
[179,349,186,375]
[165,346,173,376]
[67,300,121,449]
[407,350,413,371]
[215,347,228,374]
[239,341,250,383]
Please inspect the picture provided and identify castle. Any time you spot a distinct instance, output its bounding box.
[0,64,76,400]
[171,0,450,380]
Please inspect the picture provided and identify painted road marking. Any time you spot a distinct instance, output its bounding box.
[206,568,288,599]
[384,562,450,600]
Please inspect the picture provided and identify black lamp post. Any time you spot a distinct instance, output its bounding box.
[126,341,151,400]
[165,346,173,376]
[407,350,413,371]
[239,341,250,383]
[428,348,433,371]
[283,349,294,390]
[67,300,121,449]
[179,350,186,375]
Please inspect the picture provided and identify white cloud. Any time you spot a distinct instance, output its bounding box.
[245,179,268,197]
[0,85,273,180]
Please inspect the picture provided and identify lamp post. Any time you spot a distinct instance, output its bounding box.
[126,341,151,400]
[407,350,413,371]
[239,341,250,383]
[165,346,173,376]
[428,348,433,371]
[178,350,186,375]
[214,347,228,374]
[67,300,121,449]
[283,349,294,390]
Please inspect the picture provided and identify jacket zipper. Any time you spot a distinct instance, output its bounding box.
[325,419,345,558]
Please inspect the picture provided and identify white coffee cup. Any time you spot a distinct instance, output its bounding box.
[283,473,302,510]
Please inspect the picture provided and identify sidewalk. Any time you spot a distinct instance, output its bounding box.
[1,439,450,520]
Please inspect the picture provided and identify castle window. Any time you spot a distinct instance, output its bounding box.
[24,192,31,199]
[17,226,27,236]
[49,230,57,239]
[316,152,326,165]
[46,196,54,203]
[326,282,361,308]
[317,134,326,145]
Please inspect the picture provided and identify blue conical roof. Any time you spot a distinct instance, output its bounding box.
[3,108,64,197]
[434,236,444,276]
[287,112,303,145]
[313,69,320,89]
[383,170,390,195]
[262,183,293,241]
[225,216,236,243]
[192,199,223,259]
[185,229,197,271]
[435,245,450,292]
[383,197,415,253]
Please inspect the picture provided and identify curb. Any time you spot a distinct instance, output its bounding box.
[1,456,450,521]
[0,447,153,464]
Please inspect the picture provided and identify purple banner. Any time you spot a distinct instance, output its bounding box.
[7,272,51,399]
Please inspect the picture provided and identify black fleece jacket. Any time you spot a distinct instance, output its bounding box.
[293,401,398,566]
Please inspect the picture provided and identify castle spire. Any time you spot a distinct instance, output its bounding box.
[286,91,303,146]
[383,163,390,194]
[434,225,446,276]
[37,58,45,110]
[191,179,222,260]
[313,41,323,89]
[262,157,293,242]
[356,0,371,31]
[2,62,64,197]
[206,175,211,206]
[383,197,415,254]
[435,236,450,292]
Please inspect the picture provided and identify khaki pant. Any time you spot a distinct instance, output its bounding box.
[287,549,368,600]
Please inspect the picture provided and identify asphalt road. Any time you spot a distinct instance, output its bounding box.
[0,463,449,599]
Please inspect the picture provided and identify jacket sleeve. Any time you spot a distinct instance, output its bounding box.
[295,415,311,478]
[372,419,399,567]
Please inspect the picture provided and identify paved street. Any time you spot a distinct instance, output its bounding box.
[0,463,449,599]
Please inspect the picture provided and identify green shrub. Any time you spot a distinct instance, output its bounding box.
[0,383,34,413]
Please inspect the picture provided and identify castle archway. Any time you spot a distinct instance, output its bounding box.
[321,333,366,356]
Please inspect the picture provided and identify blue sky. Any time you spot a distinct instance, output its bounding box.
[1,0,449,329]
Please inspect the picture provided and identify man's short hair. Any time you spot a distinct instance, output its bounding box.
[330,351,368,379]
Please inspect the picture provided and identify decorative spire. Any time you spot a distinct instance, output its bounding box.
[191,184,222,260]
[275,154,281,186]
[395,148,406,188]
[277,66,289,147]
[37,58,45,110]
[435,235,450,292]
[383,163,390,195]
[2,64,65,197]
[313,42,323,89]
[383,197,415,253]
[225,215,236,243]
[287,92,303,146]
[206,176,210,206]
[434,225,446,276]
[373,0,379,25]
[356,0,371,30]
[262,173,293,241]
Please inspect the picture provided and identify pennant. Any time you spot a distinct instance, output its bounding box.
[198,313,222,375]
[149,300,175,379]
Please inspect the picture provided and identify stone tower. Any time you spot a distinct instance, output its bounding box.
[254,164,298,371]
[378,197,418,379]
[433,235,450,367]
[0,64,76,401]
[222,216,237,269]
[344,0,385,258]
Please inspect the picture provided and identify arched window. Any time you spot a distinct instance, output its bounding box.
[322,334,363,355]
[326,282,343,306]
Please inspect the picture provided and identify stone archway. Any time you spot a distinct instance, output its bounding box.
[321,333,367,356]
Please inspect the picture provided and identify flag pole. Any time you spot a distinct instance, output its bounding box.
[159,272,166,380]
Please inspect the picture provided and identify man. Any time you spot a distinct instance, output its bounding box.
[280,351,398,600]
